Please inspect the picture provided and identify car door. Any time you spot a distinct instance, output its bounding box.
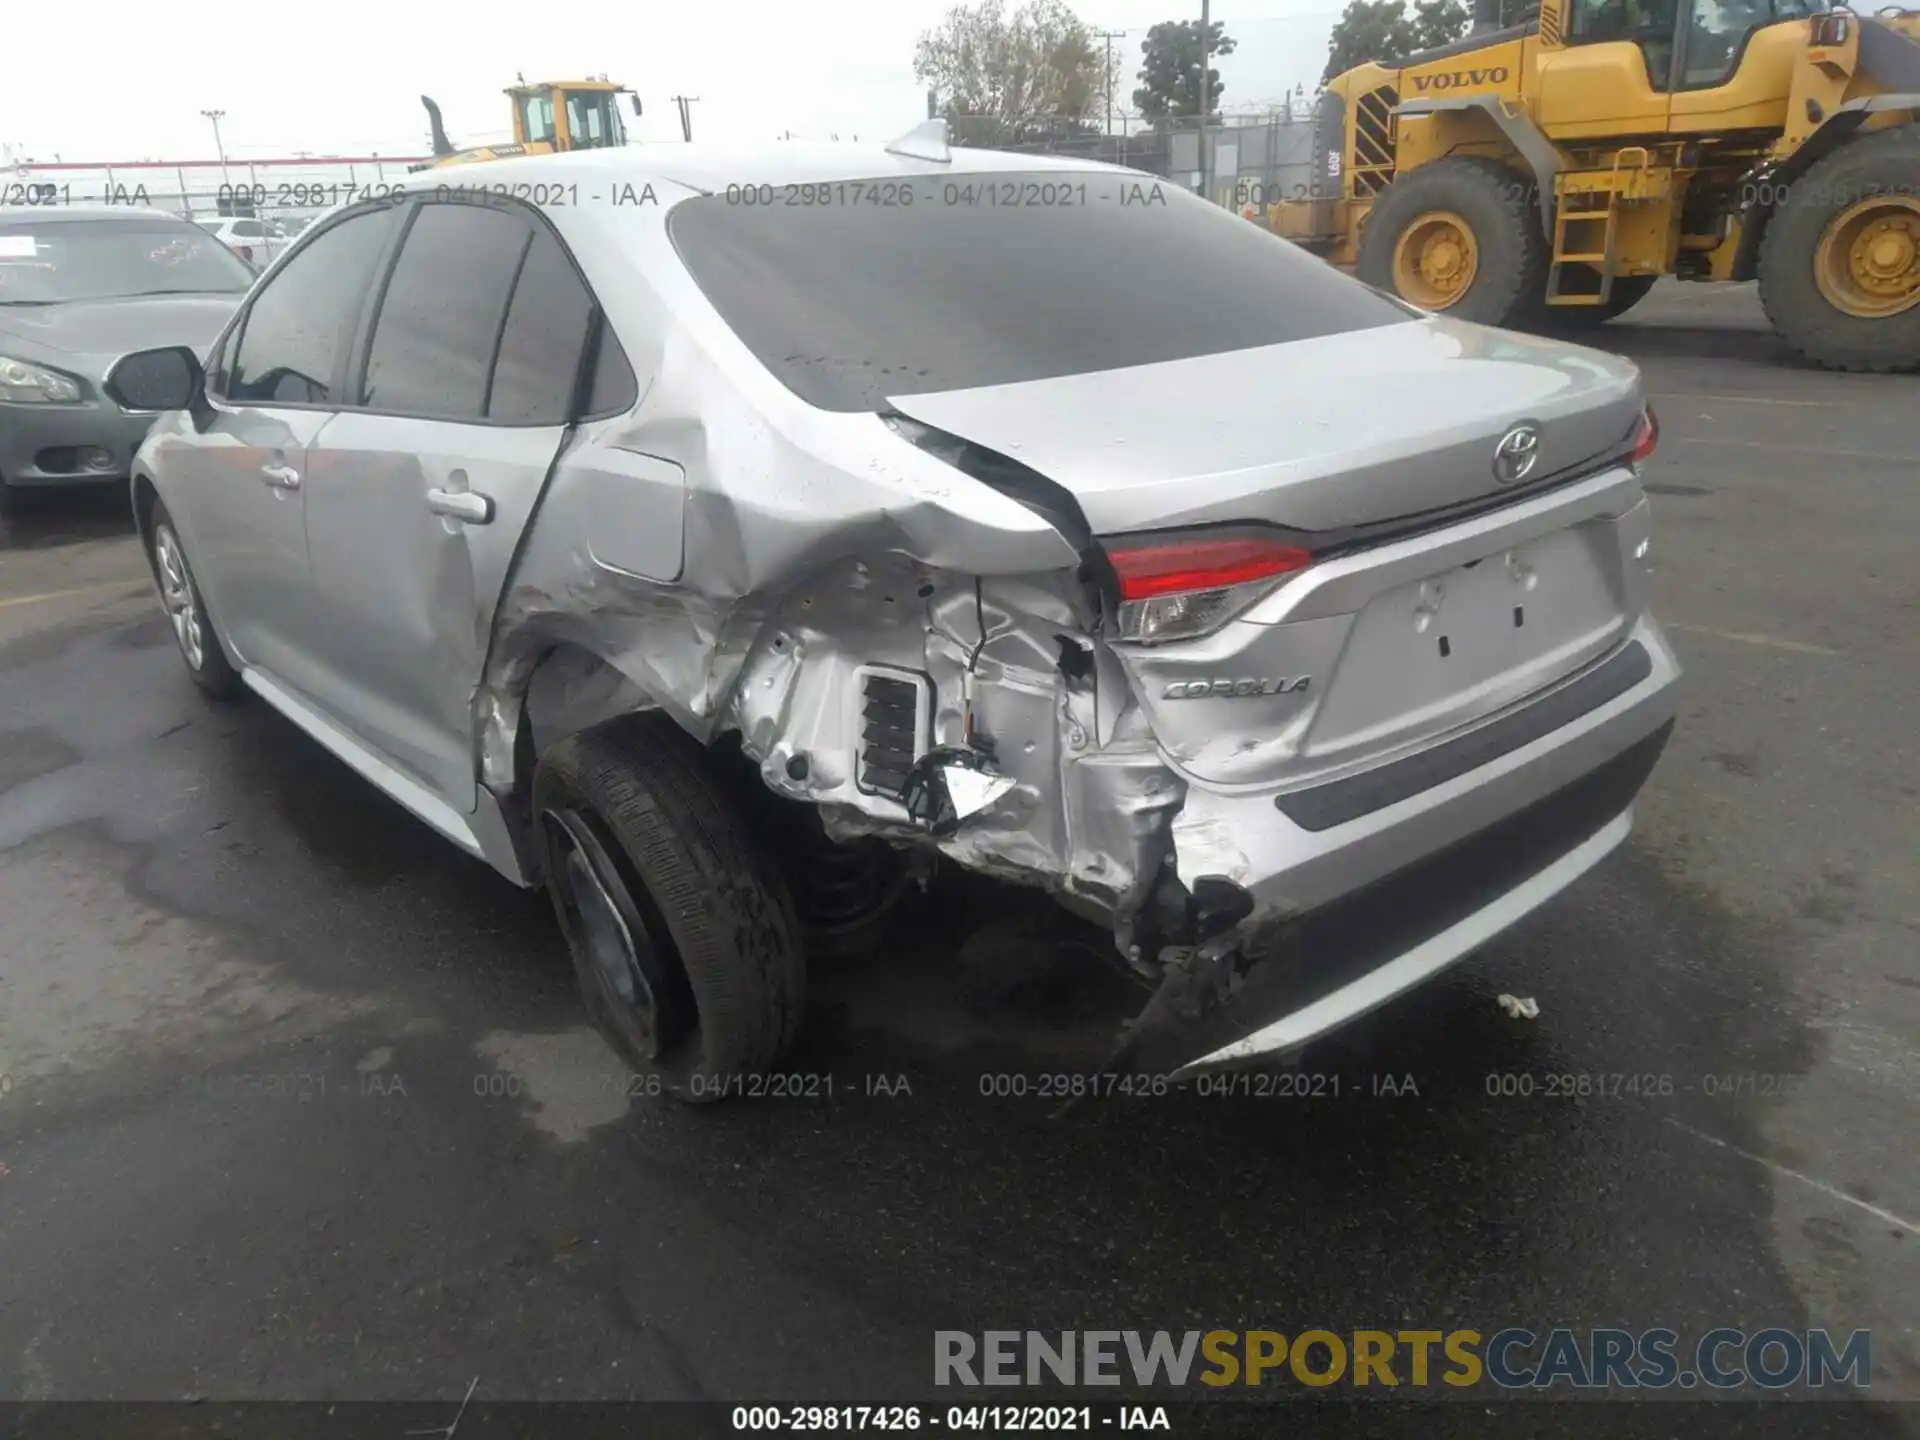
[180,203,401,695]
[298,197,623,813]
[1533,0,1686,137]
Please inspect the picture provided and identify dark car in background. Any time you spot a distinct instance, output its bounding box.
[0,205,252,516]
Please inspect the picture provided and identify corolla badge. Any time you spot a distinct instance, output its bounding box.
[1492,423,1542,485]
[1163,676,1312,699]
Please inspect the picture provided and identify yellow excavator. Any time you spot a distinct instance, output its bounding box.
[1272,1,1920,370]
[412,77,641,171]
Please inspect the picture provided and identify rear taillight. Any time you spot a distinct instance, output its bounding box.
[1106,534,1312,644]
[1630,404,1659,464]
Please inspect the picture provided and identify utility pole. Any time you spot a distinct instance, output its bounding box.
[671,95,700,142]
[1093,29,1125,136]
[1196,0,1211,201]
[201,109,229,186]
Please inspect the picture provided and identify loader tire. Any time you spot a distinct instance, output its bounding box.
[533,714,807,1103]
[1758,126,1920,373]
[1357,157,1548,328]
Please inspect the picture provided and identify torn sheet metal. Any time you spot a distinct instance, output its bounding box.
[471,325,1196,942]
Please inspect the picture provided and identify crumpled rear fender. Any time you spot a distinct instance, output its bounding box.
[473,330,1214,975]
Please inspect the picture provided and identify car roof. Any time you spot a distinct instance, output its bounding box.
[0,204,199,224]
[397,137,1146,197]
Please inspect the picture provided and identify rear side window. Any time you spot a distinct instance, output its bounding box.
[585,318,638,416]
[486,224,596,424]
[228,206,398,405]
[668,173,1408,412]
[360,202,532,420]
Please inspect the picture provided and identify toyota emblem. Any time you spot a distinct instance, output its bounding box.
[1493,424,1542,485]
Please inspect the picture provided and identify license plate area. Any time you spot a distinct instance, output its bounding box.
[1303,520,1628,762]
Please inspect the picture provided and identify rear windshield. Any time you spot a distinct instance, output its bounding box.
[668,172,1408,412]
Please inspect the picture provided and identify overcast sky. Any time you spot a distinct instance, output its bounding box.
[7,1,1344,163]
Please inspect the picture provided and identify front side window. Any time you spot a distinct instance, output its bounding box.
[1566,0,1682,86]
[668,173,1407,413]
[0,217,254,306]
[359,202,533,420]
[564,91,625,150]
[1681,0,1793,86]
[227,206,399,405]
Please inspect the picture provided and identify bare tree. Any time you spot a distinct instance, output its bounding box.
[915,0,1111,144]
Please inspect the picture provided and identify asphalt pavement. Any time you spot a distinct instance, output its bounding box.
[0,282,1914,1436]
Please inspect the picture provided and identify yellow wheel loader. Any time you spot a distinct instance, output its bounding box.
[410,78,642,172]
[1273,1,1920,370]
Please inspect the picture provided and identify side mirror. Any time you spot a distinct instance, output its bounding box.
[629,93,643,118]
[106,346,205,413]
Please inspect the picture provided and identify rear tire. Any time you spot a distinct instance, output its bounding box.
[724,771,918,959]
[1758,126,1920,373]
[144,500,242,700]
[1357,157,1548,328]
[532,715,807,1103]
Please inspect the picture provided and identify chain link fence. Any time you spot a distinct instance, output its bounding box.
[4,157,433,264]
[942,111,1319,214]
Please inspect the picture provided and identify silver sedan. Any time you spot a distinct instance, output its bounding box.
[109,126,1680,1099]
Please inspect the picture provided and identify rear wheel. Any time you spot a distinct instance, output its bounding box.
[532,715,807,1102]
[1357,157,1548,327]
[1758,126,1920,373]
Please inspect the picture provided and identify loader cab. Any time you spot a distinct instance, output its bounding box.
[1563,0,1682,89]
[1536,0,1823,134]
[508,81,637,152]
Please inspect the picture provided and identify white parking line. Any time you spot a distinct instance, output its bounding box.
[1680,437,1918,465]
[1648,393,1827,407]
[1664,1117,1918,1236]
[0,581,144,611]
[1668,623,1841,657]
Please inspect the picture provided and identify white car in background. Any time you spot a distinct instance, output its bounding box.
[193,216,282,268]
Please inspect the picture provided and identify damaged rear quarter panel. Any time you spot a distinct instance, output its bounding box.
[474,189,1186,925]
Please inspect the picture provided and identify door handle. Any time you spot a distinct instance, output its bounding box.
[259,463,302,491]
[425,488,494,524]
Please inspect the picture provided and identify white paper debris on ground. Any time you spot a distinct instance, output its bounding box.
[1496,994,1540,1020]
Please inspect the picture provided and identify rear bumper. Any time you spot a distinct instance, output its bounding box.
[1139,615,1679,1074]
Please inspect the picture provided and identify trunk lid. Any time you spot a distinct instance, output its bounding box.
[1106,466,1654,791]
[886,315,1643,539]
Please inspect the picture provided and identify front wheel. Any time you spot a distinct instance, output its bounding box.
[145,500,242,700]
[532,715,807,1103]
[1758,127,1920,373]
[1356,157,1548,328]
